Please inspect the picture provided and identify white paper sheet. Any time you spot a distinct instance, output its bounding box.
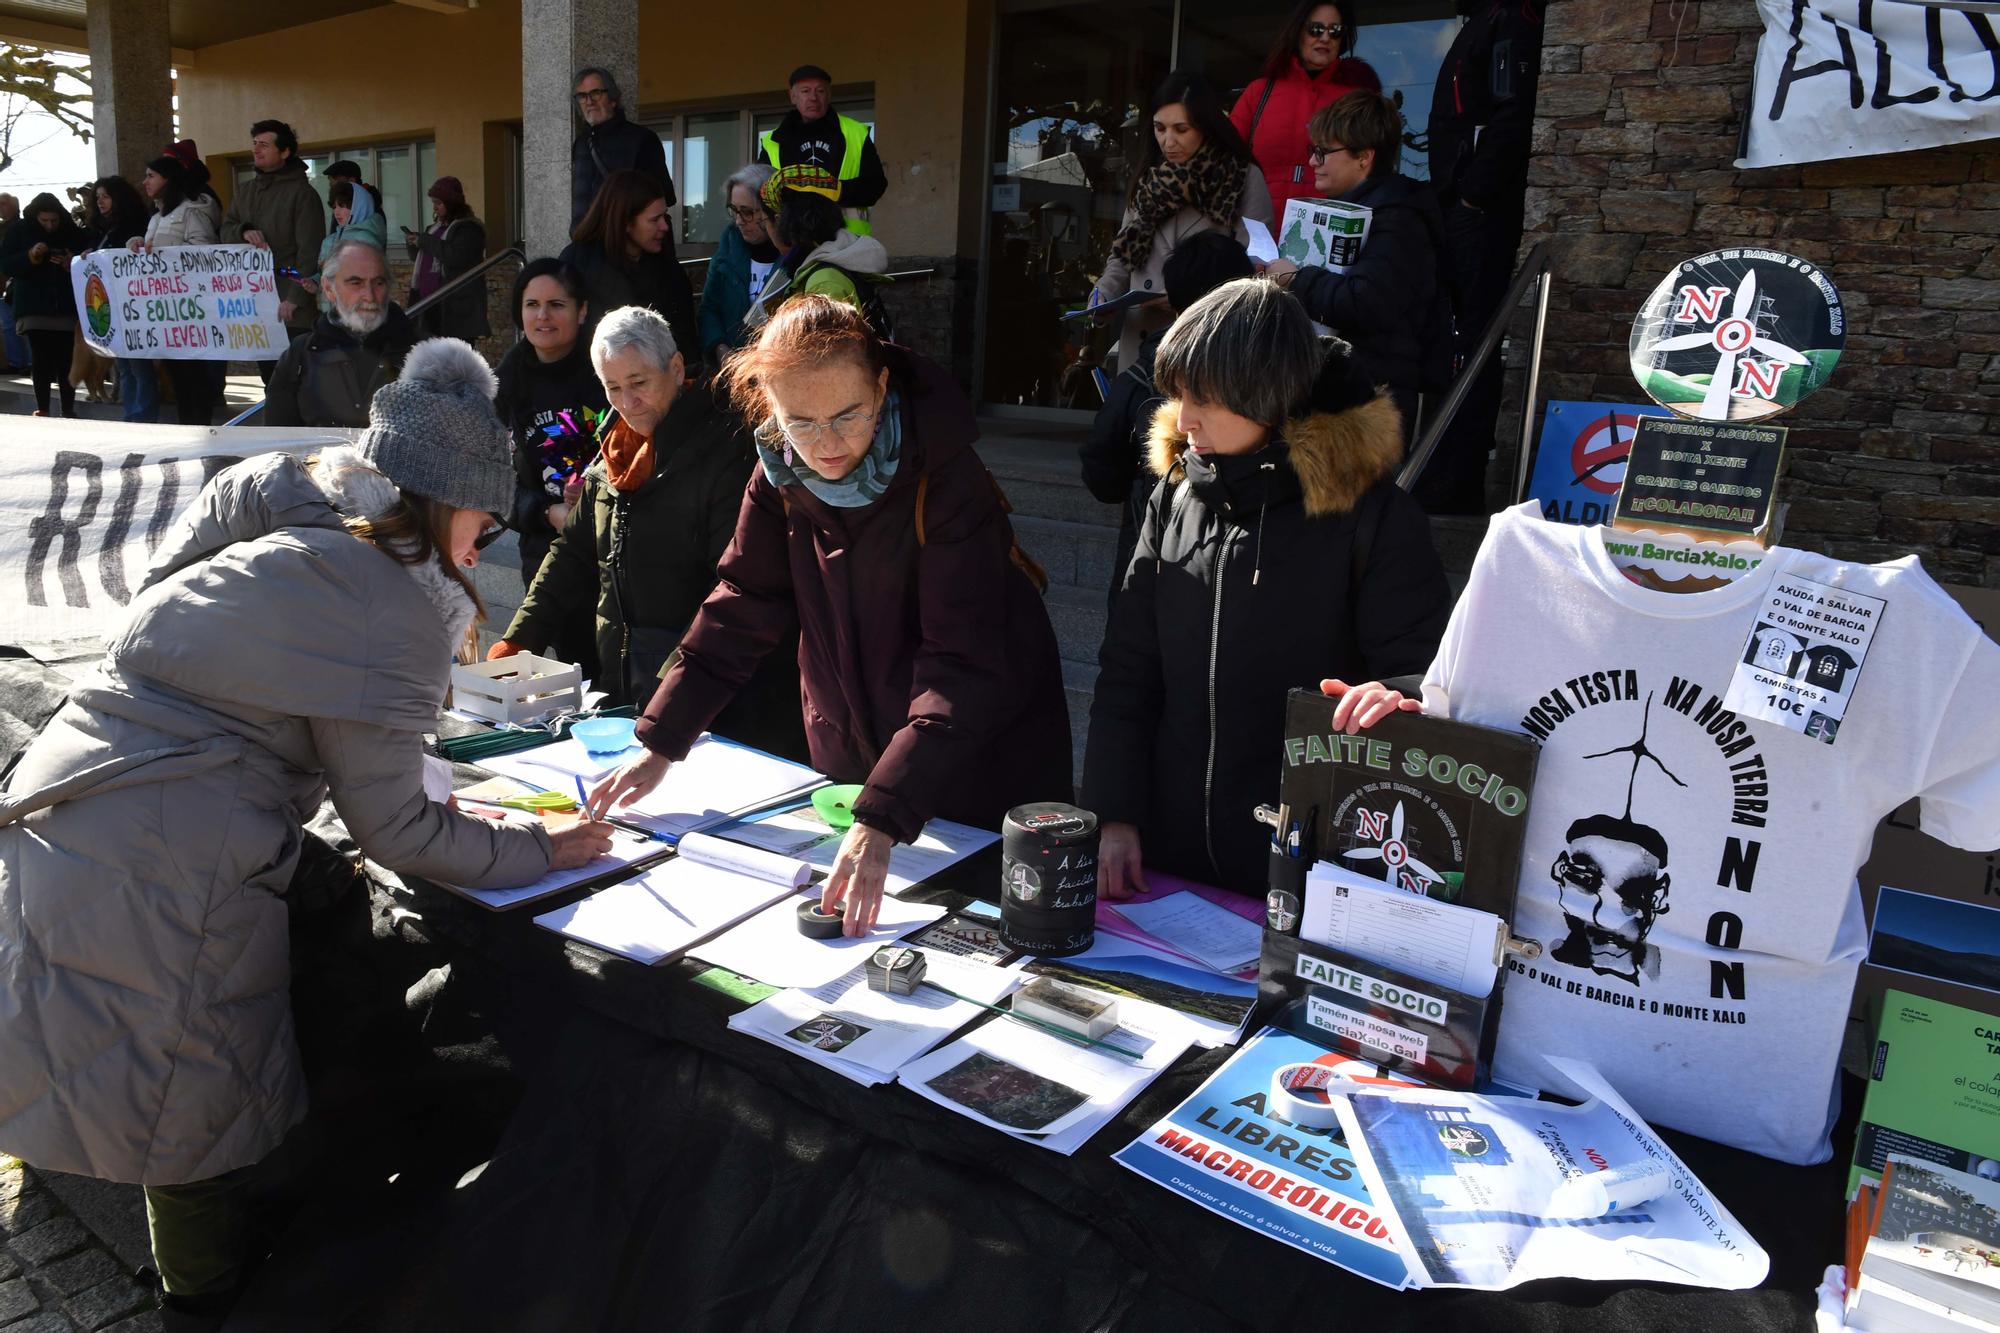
[477,733,822,840]
[421,753,455,806]
[435,825,668,911]
[709,808,999,898]
[689,889,947,989]
[532,857,805,964]
[726,950,1022,1085]
[896,1007,1192,1154]
[1242,217,1279,264]
[1302,862,1503,998]
[1108,891,1262,974]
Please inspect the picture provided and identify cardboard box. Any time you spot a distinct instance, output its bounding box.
[1849,583,2000,1026]
[1276,196,1371,273]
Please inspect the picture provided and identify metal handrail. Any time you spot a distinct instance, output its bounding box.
[221,245,528,426]
[1394,239,1552,495]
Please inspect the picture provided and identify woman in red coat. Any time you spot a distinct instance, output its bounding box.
[591,297,1072,935]
[1229,1,1382,217]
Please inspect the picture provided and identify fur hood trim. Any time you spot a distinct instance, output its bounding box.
[1145,392,1405,516]
[309,445,479,649]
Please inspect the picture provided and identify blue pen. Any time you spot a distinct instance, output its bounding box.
[574,774,591,820]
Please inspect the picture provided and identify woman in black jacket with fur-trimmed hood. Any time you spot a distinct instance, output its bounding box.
[1081,277,1451,900]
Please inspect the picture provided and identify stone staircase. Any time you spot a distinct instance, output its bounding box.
[977,415,1493,785]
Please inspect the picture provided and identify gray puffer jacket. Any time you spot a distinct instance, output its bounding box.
[0,448,550,1186]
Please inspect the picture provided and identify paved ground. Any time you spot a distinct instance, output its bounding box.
[0,363,268,423]
[0,1159,160,1333]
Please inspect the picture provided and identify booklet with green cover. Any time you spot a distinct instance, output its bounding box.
[1849,988,2000,1197]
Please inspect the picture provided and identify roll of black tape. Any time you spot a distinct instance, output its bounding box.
[1000,803,1099,958]
[797,900,844,938]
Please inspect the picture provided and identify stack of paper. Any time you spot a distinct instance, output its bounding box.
[478,732,822,840]
[727,948,1022,1086]
[896,1006,1192,1155]
[1303,862,1505,998]
[1107,890,1262,975]
[532,832,817,964]
[690,889,948,989]
[709,806,999,899]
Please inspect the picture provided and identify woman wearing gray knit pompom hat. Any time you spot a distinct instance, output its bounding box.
[0,337,613,1330]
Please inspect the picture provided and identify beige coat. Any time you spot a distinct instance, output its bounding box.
[0,451,549,1186]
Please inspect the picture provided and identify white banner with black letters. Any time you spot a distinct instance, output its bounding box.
[1,420,354,646]
[1739,0,2000,169]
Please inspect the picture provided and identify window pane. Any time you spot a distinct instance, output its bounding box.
[682,111,744,244]
[377,146,414,240]
[300,154,333,212]
[417,141,437,201]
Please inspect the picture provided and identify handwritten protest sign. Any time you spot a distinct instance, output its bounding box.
[1739,0,2000,169]
[70,244,290,362]
[0,419,354,645]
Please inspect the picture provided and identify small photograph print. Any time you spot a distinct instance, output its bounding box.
[1021,978,1112,1022]
[924,1052,1088,1132]
[1869,887,2000,998]
[909,914,1013,964]
[786,1015,869,1053]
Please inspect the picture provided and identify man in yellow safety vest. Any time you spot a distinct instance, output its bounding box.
[757,64,887,235]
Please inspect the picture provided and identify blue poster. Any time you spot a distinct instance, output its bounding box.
[1111,1027,1415,1289]
[1524,400,1669,527]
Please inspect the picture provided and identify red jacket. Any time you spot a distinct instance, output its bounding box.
[1229,56,1383,218]
[635,350,1074,843]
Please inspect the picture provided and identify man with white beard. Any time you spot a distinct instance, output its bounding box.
[265,238,419,427]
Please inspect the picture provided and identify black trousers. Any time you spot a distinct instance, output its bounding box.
[163,358,217,425]
[25,328,75,416]
[1417,195,1526,515]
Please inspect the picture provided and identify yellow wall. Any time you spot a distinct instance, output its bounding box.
[177,0,981,259]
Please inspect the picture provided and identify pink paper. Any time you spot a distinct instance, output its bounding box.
[1094,869,1263,978]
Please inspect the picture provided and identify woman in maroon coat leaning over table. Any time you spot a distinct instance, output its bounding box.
[590,295,1073,936]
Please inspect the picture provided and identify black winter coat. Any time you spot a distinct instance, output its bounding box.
[571,110,675,230]
[758,107,888,210]
[1428,0,1544,208]
[559,240,698,378]
[495,337,610,584]
[1289,174,1449,398]
[1079,330,1165,601]
[1081,392,1452,896]
[0,214,88,323]
[504,385,807,763]
[264,306,419,429]
[408,215,490,341]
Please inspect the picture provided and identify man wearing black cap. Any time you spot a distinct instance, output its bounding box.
[571,65,675,230]
[758,65,886,234]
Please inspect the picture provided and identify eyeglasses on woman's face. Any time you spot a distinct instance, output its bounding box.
[755,406,880,451]
[727,204,762,221]
[1307,142,1358,164]
[1304,21,1348,41]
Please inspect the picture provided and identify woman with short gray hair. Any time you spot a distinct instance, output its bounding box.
[489,304,806,759]
[1081,276,1452,900]
[699,162,782,362]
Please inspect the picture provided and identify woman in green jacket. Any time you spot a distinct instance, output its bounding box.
[487,305,807,762]
[746,164,888,334]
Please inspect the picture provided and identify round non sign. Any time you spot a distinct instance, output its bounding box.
[1628,248,1844,423]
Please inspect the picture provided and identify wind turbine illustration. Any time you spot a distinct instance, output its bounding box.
[1648,269,1808,420]
[1580,693,1687,818]
[1340,800,1443,890]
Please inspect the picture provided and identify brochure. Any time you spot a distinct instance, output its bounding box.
[706,804,999,899]
[1112,1027,1414,1290]
[1859,1155,2000,1322]
[1333,1056,1770,1291]
[1025,933,1259,1048]
[1850,988,2000,1196]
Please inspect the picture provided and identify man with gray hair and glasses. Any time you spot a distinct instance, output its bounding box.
[571,65,675,230]
[265,238,419,428]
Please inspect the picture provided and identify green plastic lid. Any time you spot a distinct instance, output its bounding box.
[812,783,865,829]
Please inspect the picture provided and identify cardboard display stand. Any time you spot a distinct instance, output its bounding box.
[1259,689,1539,1088]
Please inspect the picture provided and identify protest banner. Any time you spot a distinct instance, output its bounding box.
[1738,0,2000,169]
[0,419,354,646]
[69,243,290,361]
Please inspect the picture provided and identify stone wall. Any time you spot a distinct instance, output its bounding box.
[1520,0,1999,586]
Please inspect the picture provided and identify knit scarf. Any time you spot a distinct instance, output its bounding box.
[1110,147,1247,271]
[755,388,903,508]
[599,414,654,493]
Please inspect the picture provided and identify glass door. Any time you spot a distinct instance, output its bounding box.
[983,0,1173,410]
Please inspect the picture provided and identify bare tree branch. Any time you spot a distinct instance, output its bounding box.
[0,44,92,178]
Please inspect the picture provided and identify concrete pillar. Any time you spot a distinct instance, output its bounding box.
[521,0,639,259]
[85,0,175,180]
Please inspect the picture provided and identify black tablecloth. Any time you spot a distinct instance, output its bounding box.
[0,670,1844,1332]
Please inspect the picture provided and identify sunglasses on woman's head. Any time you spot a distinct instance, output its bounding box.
[1305,21,1347,39]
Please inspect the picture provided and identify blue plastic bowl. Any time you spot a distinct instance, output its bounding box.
[572,717,638,756]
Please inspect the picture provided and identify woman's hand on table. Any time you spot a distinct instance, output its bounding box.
[823,821,894,937]
[546,813,615,868]
[1321,677,1421,733]
[588,749,672,816]
[1098,821,1148,901]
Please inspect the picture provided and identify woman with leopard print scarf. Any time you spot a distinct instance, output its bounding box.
[1092,71,1273,370]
